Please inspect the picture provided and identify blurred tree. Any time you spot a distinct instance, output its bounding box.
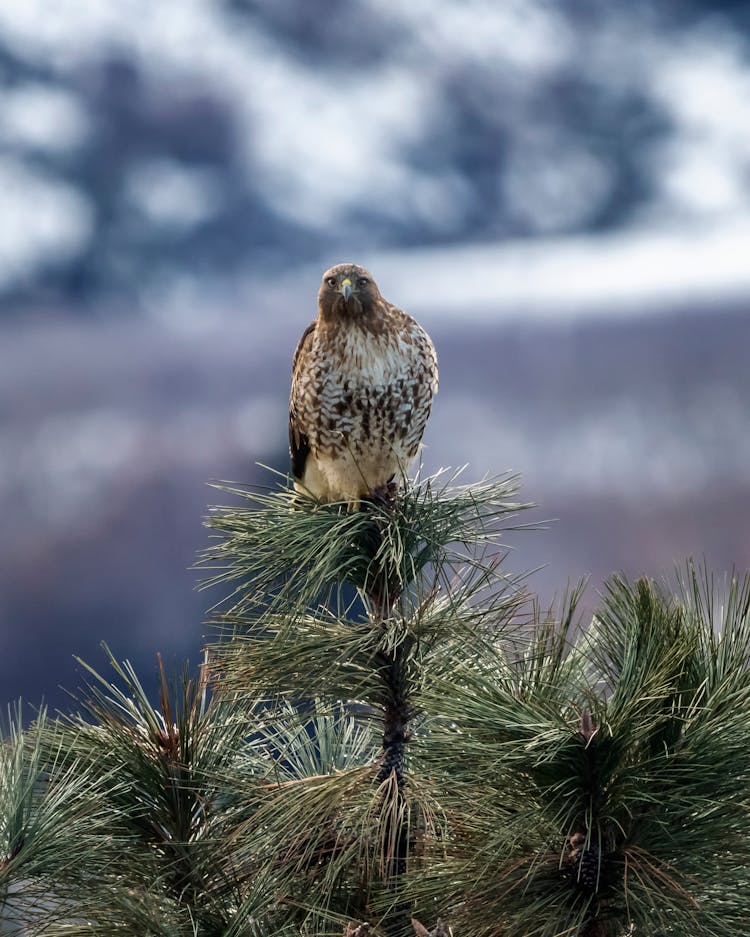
[9,0,745,311]
[0,41,312,314]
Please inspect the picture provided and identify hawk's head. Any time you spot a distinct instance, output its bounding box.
[318,263,382,321]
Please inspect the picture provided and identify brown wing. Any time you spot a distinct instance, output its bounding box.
[289,321,316,481]
[384,302,439,458]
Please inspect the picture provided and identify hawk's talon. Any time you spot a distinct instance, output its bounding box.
[370,478,397,512]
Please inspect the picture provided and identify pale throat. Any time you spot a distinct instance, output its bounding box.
[327,323,402,386]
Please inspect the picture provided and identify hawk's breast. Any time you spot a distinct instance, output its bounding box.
[289,303,438,501]
[310,325,433,461]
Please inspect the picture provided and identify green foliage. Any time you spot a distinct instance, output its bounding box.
[200,469,531,620]
[0,651,295,935]
[4,466,750,937]
[0,705,124,932]
[412,568,750,936]
[205,471,530,735]
[200,471,531,936]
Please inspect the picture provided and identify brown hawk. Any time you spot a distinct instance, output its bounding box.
[289,263,438,505]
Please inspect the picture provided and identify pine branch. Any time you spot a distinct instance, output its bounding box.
[202,469,532,936]
[12,449,750,937]
[199,469,532,621]
[0,705,129,933]
[409,568,750,936]
[12,647,298,935]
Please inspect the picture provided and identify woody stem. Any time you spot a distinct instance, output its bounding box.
[370,580,412,934]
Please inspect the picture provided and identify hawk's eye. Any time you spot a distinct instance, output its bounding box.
[358,277,370,287]
[326,276,337,288]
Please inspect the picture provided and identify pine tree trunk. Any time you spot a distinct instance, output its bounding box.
[371,576,412,936]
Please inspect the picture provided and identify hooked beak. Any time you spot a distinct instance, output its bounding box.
[340,278,353,302]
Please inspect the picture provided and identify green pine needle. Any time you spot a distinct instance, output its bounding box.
[199,468,533,620]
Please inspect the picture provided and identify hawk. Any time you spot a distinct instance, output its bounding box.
[289,263,438,505]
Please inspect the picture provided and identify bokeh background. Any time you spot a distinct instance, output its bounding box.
[1,0,749,712]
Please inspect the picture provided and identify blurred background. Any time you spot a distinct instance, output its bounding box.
[1,0,749,712]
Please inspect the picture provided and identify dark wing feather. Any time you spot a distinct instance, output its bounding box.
[289,321,316,481]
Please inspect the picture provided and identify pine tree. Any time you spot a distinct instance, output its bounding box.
[200,470,531,936]
[2,469,750,936]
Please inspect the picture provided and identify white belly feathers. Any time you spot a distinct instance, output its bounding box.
[297,326,432,502]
